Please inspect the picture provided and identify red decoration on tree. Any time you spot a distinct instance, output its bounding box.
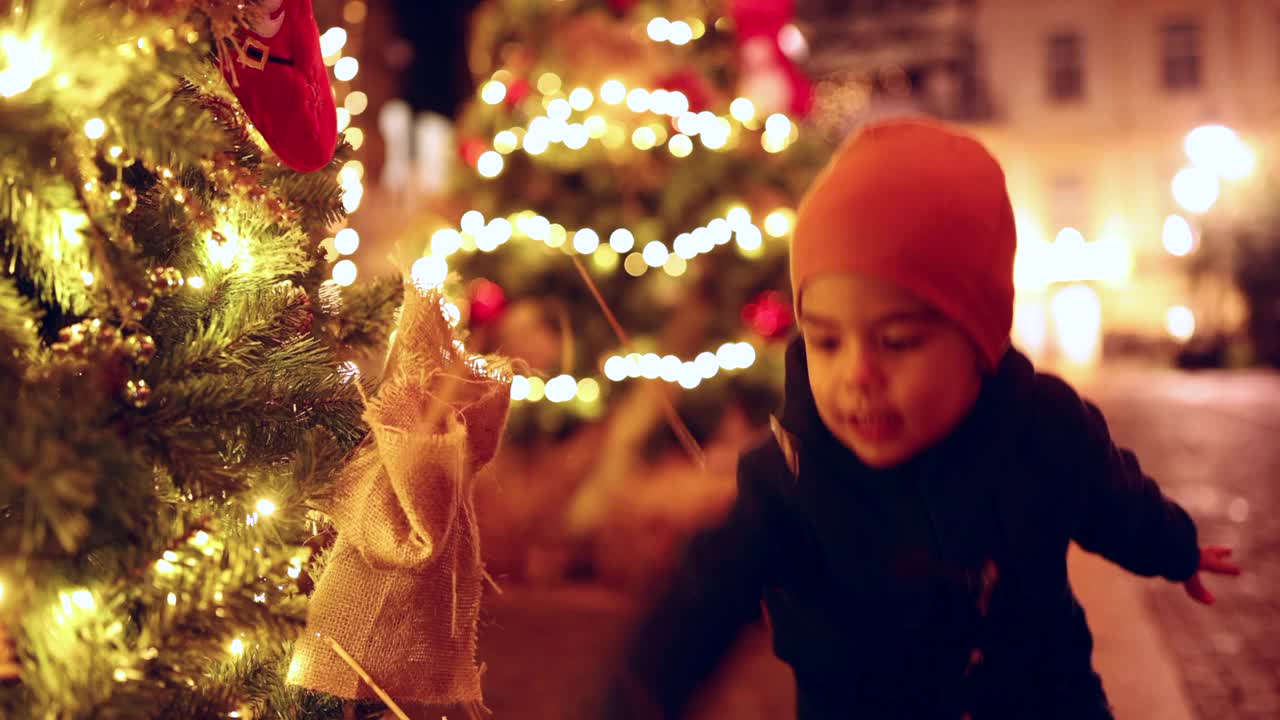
[742,290,793,340]
[731,0,813,118]
[608,0,640,15]
[216,0,338,172]
[468,279,508,327]
[460,137,489,168]
[505,77,531,107]
[656,70,715,114]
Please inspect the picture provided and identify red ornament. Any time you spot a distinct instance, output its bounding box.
[216,0,338,172]
[730,0,814,118]
[608,0,640,14]
[505,77,531,107]
[468,279,508,327]
[460,137,489,168]
[742,290,793,340]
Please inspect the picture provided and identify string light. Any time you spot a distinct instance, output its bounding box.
[334,228,360,255]
[331,259,357,286]
[0,32,54,97]
[255,499,276,516]
[83,117,106,139]
[333,56,359,82]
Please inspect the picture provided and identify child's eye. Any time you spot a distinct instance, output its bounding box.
[808,336,839,352]
[880,334,923,351]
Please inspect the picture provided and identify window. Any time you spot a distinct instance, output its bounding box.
[1162,20,1201,90]
[1047,32,1085,101]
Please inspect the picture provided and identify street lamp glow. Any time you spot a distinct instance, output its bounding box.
[1171,167,1220,214]
[1050,284,1102,364]
[1185,125,1255,181]
[1162,214,1194,256]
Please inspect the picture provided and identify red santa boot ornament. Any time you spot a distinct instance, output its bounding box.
[218,0,338,172]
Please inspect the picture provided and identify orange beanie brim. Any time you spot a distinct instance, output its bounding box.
[790,117,1017,370]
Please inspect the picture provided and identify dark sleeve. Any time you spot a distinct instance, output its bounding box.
[1048,380,1200,581]
[590,452,775,718]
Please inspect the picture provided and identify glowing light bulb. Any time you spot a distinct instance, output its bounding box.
[642,241,670,267]
[600,80,626,105]
[84,117,106,139]
[256,499,276,516]
[573,228,600,254]
[669,134,693,157]
[331,259,357,286]
[1165,305,1196,341]
[334,56,359,82]
[460,210,486,234]
[319,27,348,56]
[334,228,360,255]
[609,228,635,252]
[229,638,244,656]
[1172,167,1219,213]
[647,17,672,42]
[730,97,755,122]
[1162,214,1195,256]
[187,276,205,289]
[494,130,518,154]
[411,255,449,289]
[71,589,95,610]
[477,151,504,178]
[510,375,531,401]
[626,88,651,113]
[569,87,594,111]
[481,80,507,105]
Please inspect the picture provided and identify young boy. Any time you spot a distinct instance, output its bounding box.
[594,118,1240,719]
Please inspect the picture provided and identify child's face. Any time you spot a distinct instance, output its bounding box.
[798,273,984,469]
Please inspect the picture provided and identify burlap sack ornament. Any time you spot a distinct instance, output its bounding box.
[289,286,513,713]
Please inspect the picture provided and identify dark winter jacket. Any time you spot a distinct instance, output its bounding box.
[596,337,1200,719]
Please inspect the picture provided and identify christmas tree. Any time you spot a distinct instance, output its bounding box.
[418,0,828,534]
[0,0,408,717]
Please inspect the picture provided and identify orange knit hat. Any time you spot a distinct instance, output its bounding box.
[790,116,1017,370]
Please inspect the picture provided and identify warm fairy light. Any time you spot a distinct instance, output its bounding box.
[625,88,651,113]
[663,255,688,277]
[632,126,657,150]
[764,209,793,237]
[84,117,106,139]
[411,255,448,289]
[70,589,95,610]
[335,108,351,132]
[167,593,177,607]
[1162,215,1194,256]
[726,207,752,230]
[1172,167,1219,213]
[192,531,210,546]
[460,211,486,234]
[334,228,360,255]
[537,72,562,95]
[155,559,175,573]
[186,275,205,289]
[585,115,608,138]
[345,127,365,150]
[736,225,764,253]
[256,499,276,516]
[668,20,694,45]
[1185,125,1254,181]
[493,130,518,154]
[477,151,504,178]
[287,565,302,579]
[642,241,670,267]
[1050,284,1102,364]
[647,17,671,42]
[344,91,368,116]
[564,123,589,149]
[600,80,626,105]
[669,134,693,157]
[0,32,53,97]
[333,56,359,82]
[1166,305,1196,341]
[319,27,348,56]
[331,259,357,286]
[545,375,578,403]
[609,228,635,253]
[509,375,531,401]
[572,228,600,254]
[229,638,244,656]
[81,271,94,286]
[547,98,572,122]
[569,87,594,111]
[481,80,507,105]
[701,119,730,150]
[525,376,546,402]
[432,228,464,256]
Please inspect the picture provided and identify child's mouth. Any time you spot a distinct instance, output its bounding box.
[847,412,903,444]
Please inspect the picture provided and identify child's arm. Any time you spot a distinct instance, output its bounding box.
[1047,381,1240,600]
[591,451,778,718]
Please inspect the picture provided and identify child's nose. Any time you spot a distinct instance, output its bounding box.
[841,345,887,392]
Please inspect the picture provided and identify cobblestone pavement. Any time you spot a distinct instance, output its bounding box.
[1082,367,1280,720]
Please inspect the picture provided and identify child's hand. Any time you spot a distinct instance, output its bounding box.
[1183,546,1241,605]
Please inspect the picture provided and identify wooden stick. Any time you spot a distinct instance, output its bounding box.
[325,637,411,720]
[569,255,706,470]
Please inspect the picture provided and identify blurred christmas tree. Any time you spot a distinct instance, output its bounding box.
[0,0,402,717]
[432,0,828,464]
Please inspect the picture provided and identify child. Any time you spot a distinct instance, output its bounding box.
[594,117,1240,719]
